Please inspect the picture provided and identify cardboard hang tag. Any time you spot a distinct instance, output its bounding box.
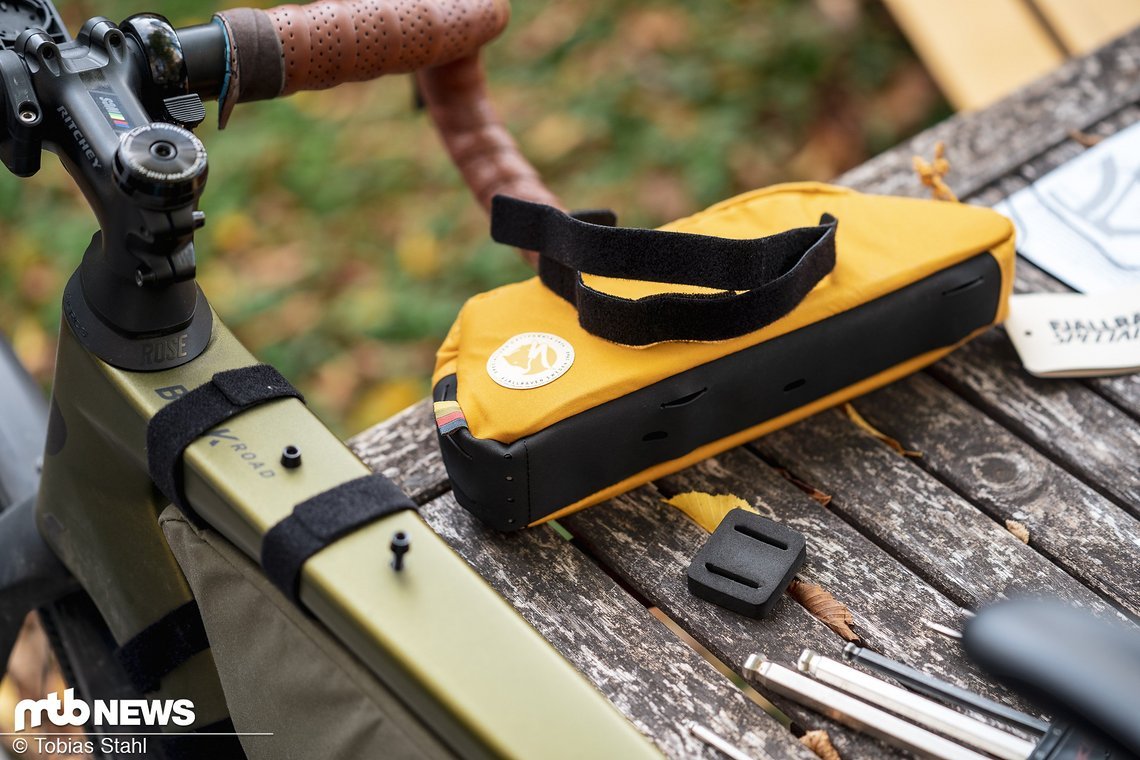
[1005,286,1140,378]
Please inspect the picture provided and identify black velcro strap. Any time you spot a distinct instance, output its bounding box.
[159,717,247,760]
[116,601,210,695]
[491,194,838,345]
[261,474,415,604]
[147,365,302,509]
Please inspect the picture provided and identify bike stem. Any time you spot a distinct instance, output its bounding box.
[0,11,222,371]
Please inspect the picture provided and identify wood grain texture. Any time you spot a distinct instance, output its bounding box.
[752,407,1116,615]
[563,486,904,759]
[418,492,814,760]
[562,453,1048,749]
[836,27,1140,201]
[844,374,1140,618]
[350,408,903,757]
[930,331,1140,517]
[348,400,444,504]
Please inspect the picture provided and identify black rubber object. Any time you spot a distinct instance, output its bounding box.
[434,251,1002,531]
[965,598,1140,757]
[686,508,805,619]
[491,195,838,346]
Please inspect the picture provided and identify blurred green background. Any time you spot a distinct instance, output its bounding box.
[0,0,948,436]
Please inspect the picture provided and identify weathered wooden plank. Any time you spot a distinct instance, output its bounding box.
[845,373,1140,618]
[347,409,812,757]
[835,89,1140,520]
[349,400,444,504]
[562,454,1044,754]
[348,402,1039,689]
[1033,0,1140,55]
[416,492,815,760]
[930,331,1140,516]
[1093,370,1140,423]
[563,499,897,759]
[882,0,1064,111]
[752,407,1118,614]
[351,412,908,756]
[836,27,1140,201]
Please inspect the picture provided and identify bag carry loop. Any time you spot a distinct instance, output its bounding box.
[491,195,838,345]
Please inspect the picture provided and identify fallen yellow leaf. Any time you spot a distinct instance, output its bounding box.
[844,403,922,458]
[663,491,755,533]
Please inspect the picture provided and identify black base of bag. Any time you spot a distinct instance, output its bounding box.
[435,252,1002,531]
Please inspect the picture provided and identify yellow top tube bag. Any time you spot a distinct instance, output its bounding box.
[432,182,1015,530]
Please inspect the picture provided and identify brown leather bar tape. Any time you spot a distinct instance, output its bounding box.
[417,54,562,266]
[216,8,286,103]
[245,0,512,95]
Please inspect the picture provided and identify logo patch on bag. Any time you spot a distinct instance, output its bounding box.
[487,333,575,389]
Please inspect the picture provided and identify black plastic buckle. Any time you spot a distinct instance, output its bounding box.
[687,508,806,619]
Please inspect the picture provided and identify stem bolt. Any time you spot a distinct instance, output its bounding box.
[280,445,302,469]
[390,531,411,571]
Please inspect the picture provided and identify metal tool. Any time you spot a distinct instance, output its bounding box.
[744,654,990,760]
[686,722,770,760]
[842,643,1050,735]
[923,619,964,640]
[798,649,1035,760]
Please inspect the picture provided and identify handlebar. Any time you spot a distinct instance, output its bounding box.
[416,56,561,265]
[0,0,556,274]
[212,0,511,102]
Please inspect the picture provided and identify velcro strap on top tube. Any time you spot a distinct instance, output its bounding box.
[491,195,838,346]
[147,365,303,510]
[261,473,415,604]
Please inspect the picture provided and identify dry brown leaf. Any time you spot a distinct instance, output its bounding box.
[788,579,859,642]
[1005,519,1030,544]
[844,403,922,458]
[801,729,842,760]
[1068,129,1104,148]
[663,492,755,533]
[776,468,833,507]
[912,141,959,202]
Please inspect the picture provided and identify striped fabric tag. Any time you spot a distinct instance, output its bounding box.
[433,400,468,435]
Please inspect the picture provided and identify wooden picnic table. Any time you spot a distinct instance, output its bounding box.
[349,27,1140,760]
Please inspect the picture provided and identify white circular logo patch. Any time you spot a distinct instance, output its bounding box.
[487,333,575,389]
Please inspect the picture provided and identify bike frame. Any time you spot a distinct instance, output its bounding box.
[33,304,655,758]
[0,5,657,758]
